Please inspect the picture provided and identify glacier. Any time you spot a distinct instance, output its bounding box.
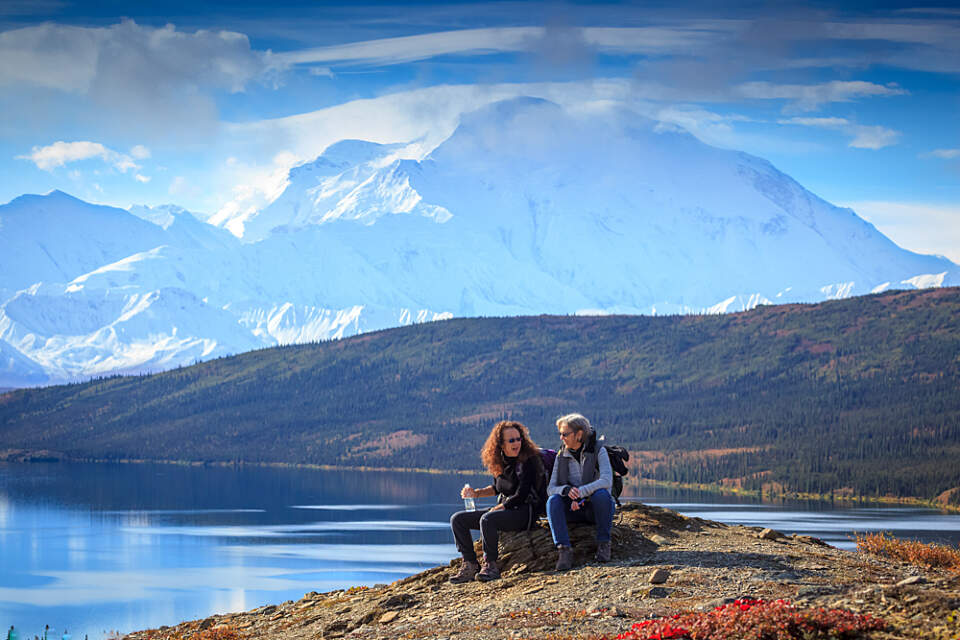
[1,97,957,387]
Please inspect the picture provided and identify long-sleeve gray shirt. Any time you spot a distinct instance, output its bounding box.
[547,445,613,498]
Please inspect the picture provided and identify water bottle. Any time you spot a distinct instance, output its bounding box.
[463,483,476,511]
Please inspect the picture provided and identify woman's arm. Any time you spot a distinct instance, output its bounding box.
[462,484,496,498]
[476,485,496,498]
[579,447,613,497]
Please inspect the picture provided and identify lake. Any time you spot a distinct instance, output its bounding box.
[2,461,959,639]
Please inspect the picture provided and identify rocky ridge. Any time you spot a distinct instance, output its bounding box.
[125,503,960,640]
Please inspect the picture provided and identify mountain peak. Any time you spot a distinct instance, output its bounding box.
[2,98,958,385]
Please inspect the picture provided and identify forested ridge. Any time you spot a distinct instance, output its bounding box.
[1,287,958,501]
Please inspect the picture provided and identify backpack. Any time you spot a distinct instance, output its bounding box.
[597,435,630,507]
[539,448,557,480]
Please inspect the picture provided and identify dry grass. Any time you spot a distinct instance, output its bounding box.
[855,531,960,573]
[146,624,243,640]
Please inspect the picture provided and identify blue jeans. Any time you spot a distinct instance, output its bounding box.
[546,488,615,547]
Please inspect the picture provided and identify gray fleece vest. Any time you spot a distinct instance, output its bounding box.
[554,433,600,487]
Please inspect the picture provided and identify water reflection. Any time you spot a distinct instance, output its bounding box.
[1,461,958,640]
[630,493,960,550]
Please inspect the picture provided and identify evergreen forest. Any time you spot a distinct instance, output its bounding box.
[1,287,958,502]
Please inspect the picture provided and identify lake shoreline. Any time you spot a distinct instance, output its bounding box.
[4,449,958,513]
[122,502,960,640]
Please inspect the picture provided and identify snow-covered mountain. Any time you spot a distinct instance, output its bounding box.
[1,97,956,386]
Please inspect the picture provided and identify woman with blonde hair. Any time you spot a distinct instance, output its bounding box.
[546,413,616,570]
[449,420,546,582]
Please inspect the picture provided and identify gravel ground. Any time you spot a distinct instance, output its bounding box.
[125,503,960,640]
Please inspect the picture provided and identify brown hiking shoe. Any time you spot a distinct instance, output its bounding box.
[449,559,479,583]
[595,540,611,563]
[555,545,573,571]
[476,558,500,582]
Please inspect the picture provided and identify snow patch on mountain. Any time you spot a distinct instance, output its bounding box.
[820,282,856,300]
[1,97,958,387]
[234,303,365,344]
[0,338,48,387]
[902,272,947,289]
[0,285,264,379]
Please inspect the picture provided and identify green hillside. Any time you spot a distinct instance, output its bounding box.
[2,287,959,501]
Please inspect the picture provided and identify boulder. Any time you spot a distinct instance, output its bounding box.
[649,568,670,584]
[476,503,657,574]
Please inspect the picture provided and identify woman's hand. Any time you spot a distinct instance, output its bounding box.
[460,486,478,499]
[567,486,581,500]
[489,503,504,512]
[570,499,581,511]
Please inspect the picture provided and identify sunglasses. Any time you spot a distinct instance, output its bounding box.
[559,431,575,438]
[504,437,522,444]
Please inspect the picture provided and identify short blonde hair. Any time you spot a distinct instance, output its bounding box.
[556,413,592,435]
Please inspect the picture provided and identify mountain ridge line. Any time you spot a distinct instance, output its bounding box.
[1,286,958,503]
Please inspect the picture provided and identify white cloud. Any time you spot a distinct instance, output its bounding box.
[653,107,751,146]
[130,145,151,159]
[780,116,850,127]
[308,67,335,78]
[134,174,151,183]
[18,141,108,170]
[0,20,274,93]
[738,80,907,111]
[274,27,538,68]
[16,140,144,172]
[848,125,900,150]
[841,200,960,264]
[921,148,960,159]
[778,117,900,150]
[272,26,719,70]
[0,20,280,140]
[215,80,836,216]
[209,151,304,236]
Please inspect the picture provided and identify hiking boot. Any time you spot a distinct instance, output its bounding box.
[476,558,500,582]
[477,558,500,582]
[555,545,573,571]
[449,559,479,583]
[595,540,611,563]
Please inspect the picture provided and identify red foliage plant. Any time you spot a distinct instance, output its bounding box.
[615,599,885,640]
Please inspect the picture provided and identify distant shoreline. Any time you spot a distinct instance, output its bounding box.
[4,451,958,514]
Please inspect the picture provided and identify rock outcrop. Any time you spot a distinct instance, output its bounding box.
[124,503,960,640]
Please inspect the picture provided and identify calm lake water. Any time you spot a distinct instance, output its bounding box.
[2,461,960,639]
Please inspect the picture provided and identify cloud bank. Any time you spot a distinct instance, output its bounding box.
[17,140,148,173]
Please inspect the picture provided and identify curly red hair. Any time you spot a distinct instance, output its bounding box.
[480,420,540,477]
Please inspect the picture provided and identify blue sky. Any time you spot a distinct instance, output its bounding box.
[2,0,958,261]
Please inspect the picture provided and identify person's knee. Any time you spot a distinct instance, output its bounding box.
[546,494,563,509]
[592,489,615,508]
[479,511,497,528]
[451,510,471,529]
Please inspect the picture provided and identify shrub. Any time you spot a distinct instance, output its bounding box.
[168,625,242,640]
[855,531,960,573]
[615,599,884,640]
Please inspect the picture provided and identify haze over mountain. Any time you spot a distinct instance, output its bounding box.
[1,98,956,387]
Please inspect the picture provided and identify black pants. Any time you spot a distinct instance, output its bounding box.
[449,505,533,563]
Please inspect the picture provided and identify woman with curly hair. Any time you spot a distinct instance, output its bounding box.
[449,420,546,583]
